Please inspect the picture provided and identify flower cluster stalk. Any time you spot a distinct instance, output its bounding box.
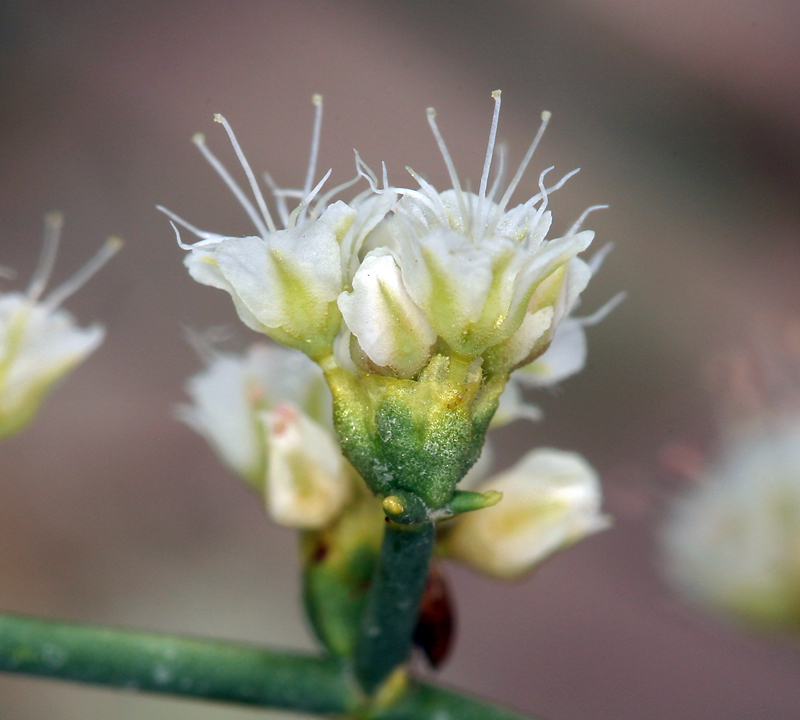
[354,520,435,693]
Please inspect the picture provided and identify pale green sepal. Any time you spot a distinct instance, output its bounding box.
[429,489,503,521]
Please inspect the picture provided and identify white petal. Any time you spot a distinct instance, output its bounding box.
[397,225,496,331]
[515,317,587,387]
[485,306,554,373]
[338,249,436,377]
[184,248,273,335]
[445,448,609,579]
[208,202,354,354]
[263,404,351,529]
[179,353,265,485]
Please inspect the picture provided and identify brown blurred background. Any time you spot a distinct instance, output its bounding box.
[1,1,799,717]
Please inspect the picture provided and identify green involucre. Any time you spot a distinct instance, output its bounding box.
[325,364,507,511]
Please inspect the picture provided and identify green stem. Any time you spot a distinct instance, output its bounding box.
[0,612,357,715]
[354,521,435,694]
[0,611,537,719]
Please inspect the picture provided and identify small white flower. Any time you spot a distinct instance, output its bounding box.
[179,341,351,528]
[661,420,800,628]
[169,92,605,382]
[0,213,121,439]
[162,97,393,361]
[441,448,609,579]
[169,93,616,513]
[343,91,596,375]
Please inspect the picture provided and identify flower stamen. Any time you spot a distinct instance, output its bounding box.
[27,211,63,302]
[42,236,123,311]
[487,142,507,204]
[426,107,469,227]
[156,205,225,244]
[262,172,292,228]
[479,90,502,203]
[568,205,609,237]
[496,110,551,218]
[287,169,332,229]
[303,94,324,199]
[213,115,278,235]
[192,131,274,238]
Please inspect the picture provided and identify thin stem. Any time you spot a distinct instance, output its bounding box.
[0,612,357,715]
[355,521,435,694]
[0,611,538,718]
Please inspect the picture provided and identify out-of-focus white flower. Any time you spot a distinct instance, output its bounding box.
[264,403,350,529]
[441,448,609,579]
[0,213,121,440]
[661,420,800,628]
[179,341,351,529]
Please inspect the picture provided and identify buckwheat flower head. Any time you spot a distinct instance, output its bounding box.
[0,213,121,440]
[179,340,351,529]
[169,91,613,517]
[440,448,609,579]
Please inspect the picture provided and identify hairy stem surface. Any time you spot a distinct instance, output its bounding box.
[354,521,435,693]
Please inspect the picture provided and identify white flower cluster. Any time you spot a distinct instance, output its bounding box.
[170,91,616,563]
[162,91,612,382]
[0,214,121,439]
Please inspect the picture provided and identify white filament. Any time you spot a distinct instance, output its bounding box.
[156,206,225,243]
[287,169,332,229]
[426,107,469,228]
[496,110,551,216]
[43,237,123,311]
[193,133,271,238]
[213,115,277,235]
[568,205,609,236]
[479,91,502,202]
[303,95,324,198]
[487,143,507,203]
[27,211,63,302]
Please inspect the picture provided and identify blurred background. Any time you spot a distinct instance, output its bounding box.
[1,1,799,717]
